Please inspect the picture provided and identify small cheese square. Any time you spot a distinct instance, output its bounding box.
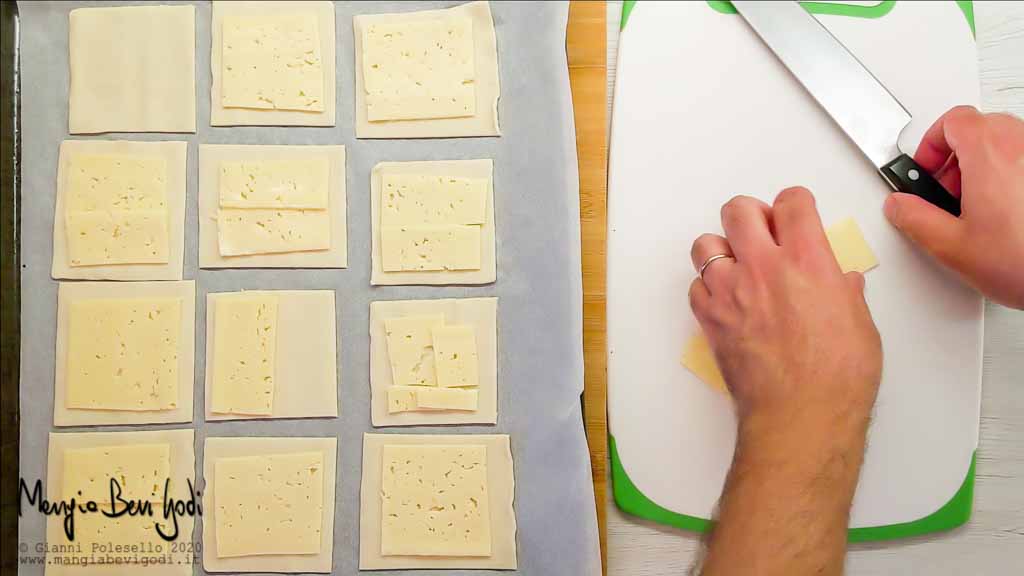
[51,511,188,566]
[211,294,278,416]
[361,17,475,121]
[217,208,331,256]
[222,14,325,112]
[65,210,169,266]
[219,158,330,209]
[63,444,170,504]
[380,225,481,272]
[381,174,487,226]
[415,387,479,411]
[826,217,879,274]
[214,451,325,557]
[380,444,491,557]
[431,325,480,388]
[66,154,168,211]
[384,315,445,387]
[66,298,181,411]
[681,334,728,393]
[387,387,419,414]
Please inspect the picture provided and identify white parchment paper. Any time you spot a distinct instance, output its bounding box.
[17,1,599,574]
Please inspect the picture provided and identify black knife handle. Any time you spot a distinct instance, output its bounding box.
[879,154,961,217]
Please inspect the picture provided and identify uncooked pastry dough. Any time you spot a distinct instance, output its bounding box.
[205,290,339,421]
[359,433,517,570]
[199,145,347,268]
[203,436,337,573]
[353,1,500,138]
[46,429,195,576]
[370,298,497,426]
[371,160,495,285]
[211,1,336,126]
[52,140,187,281]
[54,281,195,427]
[682,218,879,392]
[68,5,196,133]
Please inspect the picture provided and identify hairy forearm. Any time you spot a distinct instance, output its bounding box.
[700,410,871,576]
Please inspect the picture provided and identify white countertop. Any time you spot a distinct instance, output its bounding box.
[605,2,1024,574]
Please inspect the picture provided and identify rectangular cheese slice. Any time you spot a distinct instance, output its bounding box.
[217,208,331,256]
[219,158,330,209]
[384,315,445,387]
[361,17,476,121]
[221,13,324,112]
[215,451,324,557]
[211,294,278,416]
[415,387,479,411]
[380,225,481,272]
[66,154,168,211]
[63,444,170,504]
[681,334,728,393]
[381,174,487,226]
[55,508,178,556]
[826,217,879,274]
[431,325,480,388]
[65,210,169,266]
[387,386,419,414]
[381,444,491,557]
[66,298,181,411]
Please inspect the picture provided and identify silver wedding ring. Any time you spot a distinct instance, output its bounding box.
[698,254,733,281]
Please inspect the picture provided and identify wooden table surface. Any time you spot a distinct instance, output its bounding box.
[603,1,1024,574]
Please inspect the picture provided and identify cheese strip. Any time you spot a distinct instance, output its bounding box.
[211,294,278,416]
[384,315,445,387]
[219,158,330,209]
[217,208,331,256]
[65,210,169,266]
[381,174,487,226]
[386,386,479,413]
[63,444,171,504]
[66,154,167,211]
[380,225,481,272]
[432,325,480,387]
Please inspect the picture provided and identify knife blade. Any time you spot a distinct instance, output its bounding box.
[732,1,961,216]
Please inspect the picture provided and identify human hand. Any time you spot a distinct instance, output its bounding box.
[884,106,1024,309]
[689,188,882,437]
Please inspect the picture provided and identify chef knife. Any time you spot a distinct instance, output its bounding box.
[732,1,961,216]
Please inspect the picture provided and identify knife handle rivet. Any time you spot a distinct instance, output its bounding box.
[908,169,920,181]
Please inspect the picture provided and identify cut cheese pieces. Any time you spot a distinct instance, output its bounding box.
[387,386,479,413]
[381,225,481,272]
[67,154,168,211]
[219,158,330,208]
[65,210,169,266]
[222,13,324,112]
[361,17,476,121]
[63,443,170,504]
[384,315,445,387]
[681,334,727,393]
[217,208,331,256]
[214,452,324,557]
[432,325,480,388]
[66,297,181,411]
[380,444,491,557]
[211,294,279,416]
[382,174,487,225]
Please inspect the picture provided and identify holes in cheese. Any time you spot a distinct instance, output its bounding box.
[214,451,324,558]
[221,14,324,112]
[384,315,445,387]
[66,298,181,411]
[216,208,331,256]
[432,325,480,388]
[219,158,330,209]
[381,174,487,226]
[380,445,491,557]
[63,444,171,504]
[211,294,278,416]
[380,225,481,272]
[65,154,170,267]
[362,17,476,122]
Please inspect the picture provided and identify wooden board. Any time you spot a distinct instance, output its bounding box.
[567,2,608,574]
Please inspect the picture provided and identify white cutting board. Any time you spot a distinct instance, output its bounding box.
[608,0,983,531]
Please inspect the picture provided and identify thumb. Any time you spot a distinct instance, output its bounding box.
[884,193,966,268]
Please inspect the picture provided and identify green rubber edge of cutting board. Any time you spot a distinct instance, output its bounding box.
[611,434,977,540]
[621,1,975,37]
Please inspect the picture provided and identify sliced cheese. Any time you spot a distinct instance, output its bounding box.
[380,444,491,557]
[380,225,481,272]
[221,14,324,112]
[52,508,178,554]
[217,208,331,256]
[219,158,330,209]
[386,386,419,414]
[211,294,278,416]
[381,174,487,226]
[384,315,445,387]
[826,217,879,274]
[63,444,171,504]
[431,324,480,388]
[66,298,181,411]
[361,17,476,121]
[215,451,324,558]
[66,154,167,211]
[414,387,478,411]
[681,334,728,393]
[65,210,169,266]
